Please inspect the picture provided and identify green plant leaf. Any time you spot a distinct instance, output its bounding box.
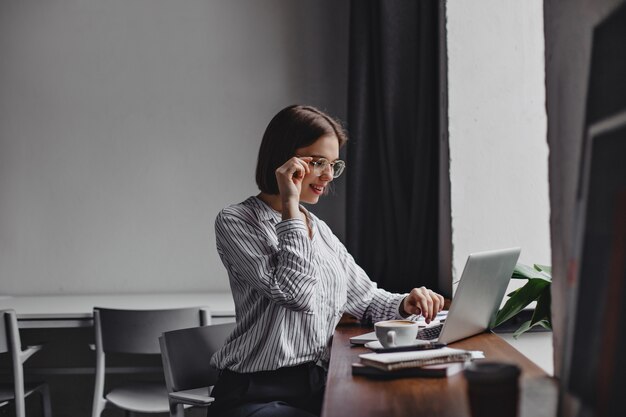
[511,264,534,279]
[512,319,551,338]
[511,263,551,282]
[506,288,522,297]
[534,264,552,274]
[535,320,551,330]
[498,262,553,337]
[530,289,551,328]
[494,278,550,327]
[512,319,532,338]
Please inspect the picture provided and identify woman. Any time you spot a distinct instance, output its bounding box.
[210,105,444,417]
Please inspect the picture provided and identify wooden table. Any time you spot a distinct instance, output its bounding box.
[322,324,558,417]
[0,292,236,328]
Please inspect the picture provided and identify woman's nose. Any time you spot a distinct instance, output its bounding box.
[319,169,333,181]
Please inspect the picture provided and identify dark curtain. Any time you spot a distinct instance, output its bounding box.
[346,0,440,293]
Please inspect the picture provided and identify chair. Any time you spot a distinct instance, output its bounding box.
[159,321,236,417]
[91,306,210,417]
[0,309,52,417]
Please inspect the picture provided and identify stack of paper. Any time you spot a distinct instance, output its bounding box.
[352,347,484,378]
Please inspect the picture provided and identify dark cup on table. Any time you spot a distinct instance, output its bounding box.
[463,361,521,417]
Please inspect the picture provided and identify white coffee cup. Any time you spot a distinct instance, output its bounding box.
[374,319,419,348]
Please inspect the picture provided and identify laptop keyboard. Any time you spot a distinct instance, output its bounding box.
[416,323,444,340]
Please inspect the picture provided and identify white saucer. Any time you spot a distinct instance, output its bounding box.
[364,340,431,350]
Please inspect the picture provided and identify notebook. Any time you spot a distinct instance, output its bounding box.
[351,361,466,378]
[350,247,521,345]
[358,347,480,372]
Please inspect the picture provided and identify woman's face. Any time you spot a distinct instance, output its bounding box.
[295,134,340,204]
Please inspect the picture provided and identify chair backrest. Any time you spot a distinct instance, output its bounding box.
[1,309,22,367]
[94,307,210,354]
[0,310,9,354]
[1,310,26,416]
[160,322,235,392]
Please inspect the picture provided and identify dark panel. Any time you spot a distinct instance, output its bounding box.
[585,3,626,125]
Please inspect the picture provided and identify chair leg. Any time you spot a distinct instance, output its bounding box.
[38,384,52,417]
[169,401,185,417]
[91,396,106,417]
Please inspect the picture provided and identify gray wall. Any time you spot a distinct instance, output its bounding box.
[0,0,349,295]
[544,0,625,377]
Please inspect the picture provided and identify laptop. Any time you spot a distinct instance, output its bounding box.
[350,247,521,345]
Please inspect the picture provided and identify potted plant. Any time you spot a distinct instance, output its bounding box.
[493,263,552,338]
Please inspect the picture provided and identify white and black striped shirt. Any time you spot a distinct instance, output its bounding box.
[211,196,407,373]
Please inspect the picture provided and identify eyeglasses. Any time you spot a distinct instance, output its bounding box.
[307,157,346,178]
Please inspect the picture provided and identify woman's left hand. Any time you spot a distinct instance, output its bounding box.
[401,287,445,323]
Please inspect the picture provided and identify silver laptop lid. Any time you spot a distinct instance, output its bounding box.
[437,247,521,344]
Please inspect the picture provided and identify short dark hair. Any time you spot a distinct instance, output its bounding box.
[255,105,347,194]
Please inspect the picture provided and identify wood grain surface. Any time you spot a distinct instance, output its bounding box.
[321,324,557,417]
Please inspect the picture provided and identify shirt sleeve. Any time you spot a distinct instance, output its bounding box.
[215,208,319,313]
[320,222,408,322]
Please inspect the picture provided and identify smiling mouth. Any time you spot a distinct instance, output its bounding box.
[310,184,324,194]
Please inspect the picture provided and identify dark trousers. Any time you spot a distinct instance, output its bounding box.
[210,362,327,417]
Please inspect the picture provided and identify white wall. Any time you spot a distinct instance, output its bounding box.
[447,0,551,292]
[0,0,348,295]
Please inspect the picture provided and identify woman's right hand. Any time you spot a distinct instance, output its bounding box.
[275,157,312,216]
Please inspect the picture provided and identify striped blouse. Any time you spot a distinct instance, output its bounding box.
[210,196,408,373]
